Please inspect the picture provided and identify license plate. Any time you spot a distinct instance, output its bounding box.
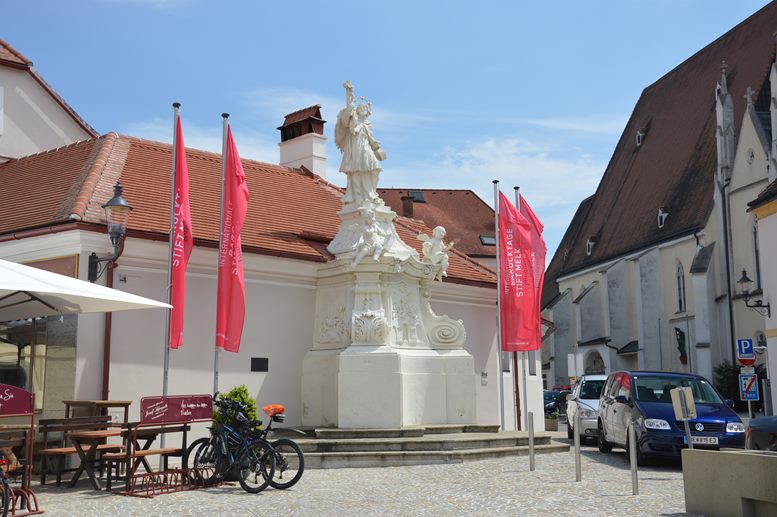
[683,435,719,445]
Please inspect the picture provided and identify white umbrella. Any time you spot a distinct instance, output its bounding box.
[0,258,171,322]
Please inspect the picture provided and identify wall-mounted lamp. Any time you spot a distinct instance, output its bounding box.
[88,182,133,282]
[737,268,770,318]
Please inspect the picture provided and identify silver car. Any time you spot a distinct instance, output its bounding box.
[566,374,607,441]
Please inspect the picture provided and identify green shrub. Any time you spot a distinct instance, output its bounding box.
[214,384,259,425]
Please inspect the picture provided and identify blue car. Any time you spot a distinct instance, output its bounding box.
[597,371,745,465]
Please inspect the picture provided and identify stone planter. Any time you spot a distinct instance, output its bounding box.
[544,418,558,431]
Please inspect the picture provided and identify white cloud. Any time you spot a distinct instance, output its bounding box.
[521,115,628,135]
[121,118,278,163]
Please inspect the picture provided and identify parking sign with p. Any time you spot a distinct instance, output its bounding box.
[736,338,756,367]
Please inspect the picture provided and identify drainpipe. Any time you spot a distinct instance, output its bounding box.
[718,176,737,366]
[100,240,125,400]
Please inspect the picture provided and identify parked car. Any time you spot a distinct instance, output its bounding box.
[746,415,777,451]
[543,390,560,416]
[597,371,745,465]
[566,374,607,441]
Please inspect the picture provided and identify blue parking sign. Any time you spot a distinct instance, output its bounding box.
[739,373,760,401]
[737,338,755,358]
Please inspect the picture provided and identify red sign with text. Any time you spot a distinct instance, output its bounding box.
[140,394,212,424]
[0,384,34,416]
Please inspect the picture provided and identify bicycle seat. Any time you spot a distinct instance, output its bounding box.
[263,404,285,417]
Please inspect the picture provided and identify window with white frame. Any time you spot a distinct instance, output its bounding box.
[676,262,686,312]
[752,221,762,288]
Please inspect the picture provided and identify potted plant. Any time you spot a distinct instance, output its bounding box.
[213,385,259,480]
[544,411,559,432]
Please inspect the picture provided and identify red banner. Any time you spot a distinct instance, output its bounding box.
[215,125,250,353]
[140,394,212,424]
[169,116,193,349]
[498,192,540,351]
[0,384,34,416]
[519,194,547,350]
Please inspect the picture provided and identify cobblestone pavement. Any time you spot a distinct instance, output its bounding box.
[32,437,694,517]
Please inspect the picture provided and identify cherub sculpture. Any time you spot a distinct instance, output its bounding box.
[351,209,389,268]
[417,226,456,281]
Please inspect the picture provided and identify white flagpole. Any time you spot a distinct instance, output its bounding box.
[163,102,180,399]
[515,187,529,430]
[214,113,229,395]
[493,180,505,430]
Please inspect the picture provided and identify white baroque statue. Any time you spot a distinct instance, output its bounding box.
[417,226,456,281]
[335,80,387,206]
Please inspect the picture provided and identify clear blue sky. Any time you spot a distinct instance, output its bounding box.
[3,0,771,258]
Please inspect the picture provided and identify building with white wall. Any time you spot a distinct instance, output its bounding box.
[542,3,777,390]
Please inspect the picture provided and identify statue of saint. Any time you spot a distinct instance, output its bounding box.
[417,226,456,281]
[335,81,387,206]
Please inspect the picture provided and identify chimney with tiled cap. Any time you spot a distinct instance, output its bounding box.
[278,105,327,178]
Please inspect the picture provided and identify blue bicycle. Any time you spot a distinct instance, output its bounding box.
[185,398,275,493]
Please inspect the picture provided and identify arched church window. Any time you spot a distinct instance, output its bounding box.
[676,263,686,313]
[753,221,762,288]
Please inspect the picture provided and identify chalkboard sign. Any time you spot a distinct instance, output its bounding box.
[0,384,34,416]
[140,394,212,424]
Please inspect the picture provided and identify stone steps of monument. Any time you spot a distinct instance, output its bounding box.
[311,424,501,440]
[301,442,569,469]
[289,430,569,469]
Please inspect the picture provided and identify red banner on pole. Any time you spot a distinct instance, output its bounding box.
[215,125,249,353]
[169,116,193,349]
[498,192,541,351]
[519,194,546,349]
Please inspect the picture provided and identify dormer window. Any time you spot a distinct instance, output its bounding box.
[407,190,426,203]
[479,235,496,246]
[586,237,597,256]
[636,129,645,147]
[657,206,670,228]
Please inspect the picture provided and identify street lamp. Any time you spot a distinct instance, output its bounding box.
[88,182,133,282]
[737,268,771,317]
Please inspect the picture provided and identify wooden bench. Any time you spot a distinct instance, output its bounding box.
[103,422,191,491]
[38,415,125,486]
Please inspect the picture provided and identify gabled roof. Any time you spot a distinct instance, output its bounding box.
[748,178,777,211]
[545,2,777,283]
[378,188,496,259]
[0,38,96,137]
[0,134,496,287]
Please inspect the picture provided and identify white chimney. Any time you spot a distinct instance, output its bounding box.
[278,105,327,178]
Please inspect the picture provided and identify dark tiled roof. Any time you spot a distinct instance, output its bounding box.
[0,38,96,137]
[618,341,639,355]
[0,134,496,287]
[545,2,777,281]
[748,179,777,210]
[280,105,323,127]
[378,189,496,259]
[542,195,595,308]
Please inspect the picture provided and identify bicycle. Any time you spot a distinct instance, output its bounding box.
[257,403,305,490]
[0,451,12,517]
[185,398,276,493]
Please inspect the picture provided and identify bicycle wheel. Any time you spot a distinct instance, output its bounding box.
[268,438,304,490]
[186,436,225,486]
[0,475,10,517]
[237,441,275,494]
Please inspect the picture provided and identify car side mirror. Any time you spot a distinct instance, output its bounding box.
[566,394,575,402]
[614,395,630,405]
[725,399,734,408]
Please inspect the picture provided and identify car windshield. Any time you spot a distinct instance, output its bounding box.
[580,380,605,399]
[633,375,723,404]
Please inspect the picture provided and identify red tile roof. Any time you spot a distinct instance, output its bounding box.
[0,134,495,287]
[378,189,496,258]
[545,2,777,283]
[0,38,96,137]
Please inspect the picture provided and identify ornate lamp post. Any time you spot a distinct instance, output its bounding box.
[88,182,133,282]
[737,268,771,317]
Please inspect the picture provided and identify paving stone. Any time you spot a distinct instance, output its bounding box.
[32,440,696,516]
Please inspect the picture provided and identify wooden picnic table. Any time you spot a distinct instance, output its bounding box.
[67,429,123,490]
[63,400,132,422]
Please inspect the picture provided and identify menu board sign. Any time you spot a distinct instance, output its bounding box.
[140,394,212,424]
[0,384,34,416]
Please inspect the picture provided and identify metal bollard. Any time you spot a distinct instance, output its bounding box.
[573,413,581,482]
[628,423,638,495]
[528,412,535,471]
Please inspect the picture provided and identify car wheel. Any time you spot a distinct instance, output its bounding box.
[567,421,574,440]
[597,420,612,453]
[626,432,649,467]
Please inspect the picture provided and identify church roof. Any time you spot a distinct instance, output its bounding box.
[0,38,97,137]
[543,3,777,292]
[0,133,496,287]
[378,188,496,259]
